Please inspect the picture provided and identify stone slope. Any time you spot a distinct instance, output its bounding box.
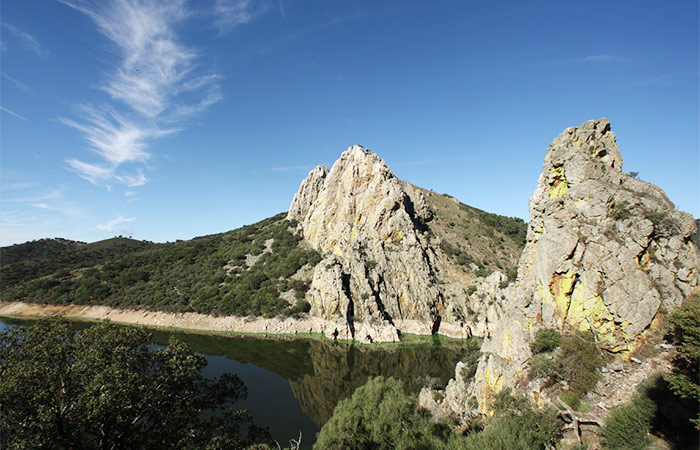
[438,118,700,416]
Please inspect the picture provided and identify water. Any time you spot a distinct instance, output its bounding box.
[0,317,476,449]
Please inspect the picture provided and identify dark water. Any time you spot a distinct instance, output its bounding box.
[0,317,476,449]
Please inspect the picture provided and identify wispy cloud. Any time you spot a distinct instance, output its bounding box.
[214,0,256,33]
[97,215,135,231]
[0,22,49,57]
[0,105,27,121]
[2,72,33,92]
[534,54,623,67]
[57,0,223,187]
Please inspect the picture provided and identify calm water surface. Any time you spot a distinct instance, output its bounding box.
[0,317,476,449]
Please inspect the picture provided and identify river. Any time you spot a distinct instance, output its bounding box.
[0,317,477,449]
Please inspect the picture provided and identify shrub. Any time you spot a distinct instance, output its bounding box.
[528,331,603,396]
[559,391,580,411]
[602,386,655,450]
[448,388,562,450]
[313,376,447,450]
[665,294,700,429]
[610,200,632,221]
[530,329,561,354]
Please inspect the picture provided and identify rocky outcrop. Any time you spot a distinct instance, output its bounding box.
[439,118,700,416]
[288,145,446,342]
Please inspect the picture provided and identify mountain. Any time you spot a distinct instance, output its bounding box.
[0,153,526,338]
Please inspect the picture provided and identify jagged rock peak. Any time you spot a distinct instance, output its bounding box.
[437,118,700,417]
[287,165,328,222]
[541,118,622,195]
[287,145,442,342]
[287,144,432,252]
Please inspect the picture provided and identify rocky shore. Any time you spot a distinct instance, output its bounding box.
[0,301,471,342]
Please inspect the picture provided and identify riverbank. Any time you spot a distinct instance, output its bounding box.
[0,301,471,343]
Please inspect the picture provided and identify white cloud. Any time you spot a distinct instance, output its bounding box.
[57,0,223,188]
[1,105,27,121]
[66,159,114,185]
[97,215,135,231]
[214,0,255,33]
[0,22,49,57]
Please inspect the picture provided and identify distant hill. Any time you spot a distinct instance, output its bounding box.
[1,237,153,287]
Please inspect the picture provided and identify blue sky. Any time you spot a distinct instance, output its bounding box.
[1,0,698,246]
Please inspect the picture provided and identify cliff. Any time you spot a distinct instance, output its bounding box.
[288,145,445,342]
[437,118,700,416]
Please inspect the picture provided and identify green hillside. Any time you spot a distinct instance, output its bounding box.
[1,237,153,287]
[1,214,321,318]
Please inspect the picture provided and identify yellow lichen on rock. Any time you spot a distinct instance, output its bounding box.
[566,274,617,344]
[548,166,569,198]
[549,270,576,321]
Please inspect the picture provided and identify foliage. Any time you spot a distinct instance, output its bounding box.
[0,320,271,450]
[447,389,562,450]
[529,331,603,395]
[643,208,678,238]
[602,381,656,450]
[530,328,561,354]
[477,211,527,247]
[610,200,632,221]
[559,391,580,411]
[314,377,561,450]
[313,376,448,450]
[1,215,322,319]
[0,237,153,287]
[664,294,700,428]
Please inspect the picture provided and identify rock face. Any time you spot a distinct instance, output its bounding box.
[440,118,700,415]
[288,145,445,342]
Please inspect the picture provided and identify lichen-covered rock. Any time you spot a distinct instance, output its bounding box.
[440,118,700,417]
[288,145,445,342]
[518,118,699,348]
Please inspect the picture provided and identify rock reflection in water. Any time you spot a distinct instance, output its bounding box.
[148,330,478,426]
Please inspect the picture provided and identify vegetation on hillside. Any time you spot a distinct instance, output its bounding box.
[529,330,604,396]
[0,320,272,450]
[602,374,699,450]
[665,294,700,428]
[313,377,561,450]
[1,214,321,318]
[418,186,527,278]
[0,237,153,286]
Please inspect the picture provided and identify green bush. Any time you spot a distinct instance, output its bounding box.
[530,329,561,354]
[602,387,655,450]
[448,389,562,450]
[665,294,700,429]
[528,331,603,396]
[313,376,447,450]
[559,391,580,411]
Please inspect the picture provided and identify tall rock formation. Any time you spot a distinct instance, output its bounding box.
[439,118,700,415]
[288,145,445,342]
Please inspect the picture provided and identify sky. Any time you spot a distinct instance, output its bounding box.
[1,0,698,246]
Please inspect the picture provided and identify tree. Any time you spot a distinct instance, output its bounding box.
[0,320,271,450]
[665,294,700,429]
[313,376,447,450]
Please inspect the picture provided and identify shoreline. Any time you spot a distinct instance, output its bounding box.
[0,301,471,343]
